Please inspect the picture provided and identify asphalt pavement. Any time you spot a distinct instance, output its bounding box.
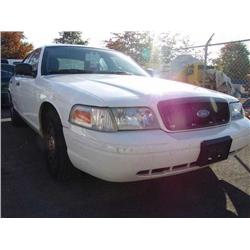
[1,108,250,217]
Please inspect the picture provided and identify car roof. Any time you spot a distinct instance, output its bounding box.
[42,44,112,52]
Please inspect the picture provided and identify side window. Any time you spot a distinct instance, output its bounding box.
[29,49,41,75]
[85,52,101,71]
[23,53,33,64]
[99,58,108,71]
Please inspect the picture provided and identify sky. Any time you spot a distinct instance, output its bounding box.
[2,0,250,61]
[24,31,110,48]
[24,30,250,62]
[25,30,250,48]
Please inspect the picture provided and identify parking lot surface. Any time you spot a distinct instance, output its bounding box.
[1,108,250,217]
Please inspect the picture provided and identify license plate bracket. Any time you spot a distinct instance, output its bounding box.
[197,136,232,166]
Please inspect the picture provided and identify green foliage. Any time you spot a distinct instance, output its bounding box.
[157,33,177,67]
[214,43,250,80]
[105,31,193,69]
[1,32,33,59]
[54,32,88,45]
[105,31,153,66]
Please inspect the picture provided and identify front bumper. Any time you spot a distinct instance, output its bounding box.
[63,118,250,182]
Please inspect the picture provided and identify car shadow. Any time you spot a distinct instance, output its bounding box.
[1,113,249,218]
[1,107,10,119]
[220,180,250,217]
[68,168,247,218]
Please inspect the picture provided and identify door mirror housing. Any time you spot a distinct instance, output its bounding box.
[15,63,33,76]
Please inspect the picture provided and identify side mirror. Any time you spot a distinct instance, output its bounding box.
[146,68,155,77]
[15,63,33,76]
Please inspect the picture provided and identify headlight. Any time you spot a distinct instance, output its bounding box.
[69,105,160,131]
[230,102,245,120]
[69,105,116,132]
[111,107,159,130]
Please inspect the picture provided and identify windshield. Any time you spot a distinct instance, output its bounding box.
[41,46,149,77]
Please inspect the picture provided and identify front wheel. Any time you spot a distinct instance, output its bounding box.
[43,109,73,180]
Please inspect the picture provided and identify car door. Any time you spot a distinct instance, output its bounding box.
[19,49,41,125]
[9,54,32,114]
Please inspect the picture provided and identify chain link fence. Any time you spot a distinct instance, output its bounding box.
[157,38,250,99]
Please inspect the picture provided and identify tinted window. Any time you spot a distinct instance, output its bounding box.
[28,49,41,74]
[23,53,33,64]
[41,46,148,77]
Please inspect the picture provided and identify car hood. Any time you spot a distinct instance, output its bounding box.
[44,74,237,106]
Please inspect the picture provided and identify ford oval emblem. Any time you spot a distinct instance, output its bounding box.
[196,109,210,118]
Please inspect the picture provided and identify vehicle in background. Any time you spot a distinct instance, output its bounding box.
[1,59,9,64]
[8,59,23,65]
[243,99,250,119]
[1,59,23,65]
[1,63,15,74]
[1,63,15,107]
[165,55,234,96]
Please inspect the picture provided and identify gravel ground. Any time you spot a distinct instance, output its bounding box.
[1,108,250,217]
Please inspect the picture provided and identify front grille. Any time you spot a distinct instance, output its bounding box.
[158,97,230,131]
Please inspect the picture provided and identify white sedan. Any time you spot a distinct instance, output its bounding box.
[9,45,250,182]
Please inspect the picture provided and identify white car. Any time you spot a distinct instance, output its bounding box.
[9,45,250,182]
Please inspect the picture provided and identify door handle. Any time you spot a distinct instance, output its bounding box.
[16,82,20,86]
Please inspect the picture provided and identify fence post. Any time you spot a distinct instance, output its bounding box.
[202,33,214,86]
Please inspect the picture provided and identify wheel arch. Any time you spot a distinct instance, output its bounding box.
[39,101,62,136]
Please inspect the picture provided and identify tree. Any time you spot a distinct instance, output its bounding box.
[105,31,194,69]
[1,32,33,59]
[105,31,153,66]
[150,33,194,70]
[214,43,250,80]
[54,31,88,45]
[157,32,178,68]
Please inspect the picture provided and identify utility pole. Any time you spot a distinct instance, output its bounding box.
[202,33,214,86]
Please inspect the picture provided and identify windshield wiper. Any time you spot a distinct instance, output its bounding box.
[47,69,95,74]
[100,71,133,75]
[47,69,133,75]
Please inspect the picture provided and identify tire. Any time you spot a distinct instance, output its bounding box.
[43,109,72,180]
